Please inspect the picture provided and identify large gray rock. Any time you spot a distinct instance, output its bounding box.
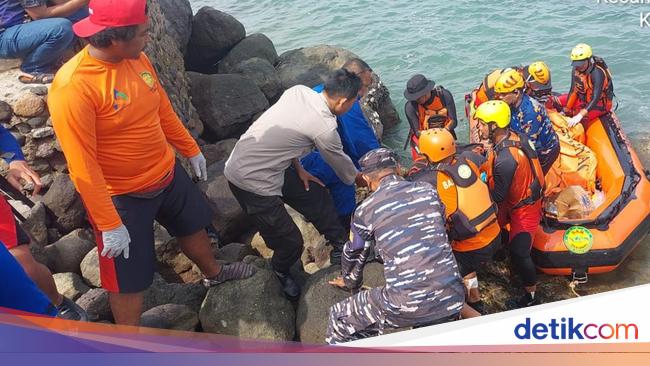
[53,272,91,301]
[42,174,86,233]
[143,274,208,313]
[251,206,328,274]
[276,44,400,136]
[158,0,193,53]
[188,72,268,141]
[0,100,12,122]
[76,288,112,322]
[43,229,95,274]
[199,268,295,341]
[233,57,283,103]
[217,243,258,263]
[186,7,246,73]
[296,262,385,344]
[217,33,278,74]
[80,249,100,287]
[140,304,199,331]
[200,138,237,167]
[155,236,202,283]
[12,92,45,117]
[198,161,252,243]
[21,202,48,246]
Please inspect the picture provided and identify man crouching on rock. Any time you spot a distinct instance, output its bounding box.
[225,69,364,299]
[48,0,256,325]
[326,148,478,344]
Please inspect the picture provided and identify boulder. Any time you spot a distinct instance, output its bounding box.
[155,237,202,283]
[276,45,357,89]
[42,173,86,232]
[198,161,252,244]
[21,202,48,247]
[146,0,203,138]
[0,100,12,122]
[76,288,112,322]
[28,86,48,96]
[80,249,100,287]
[200,138,237,166]
[217,243,258,263]
[233,57,283,103]
[143,274,208,312]
[158,0,193,53]
[43,229,96,274]
[199,268,295,341]
[31,126,54,139]
[12,93,45,117]
[53,272,91,301]
[296,262,385,344]
[48,152,68,172]
[217,33,278,74]
[140,304,199,331]
[186,7,246,73]
[188,72,268,141]
[26,116,46,128]
[251,206,328,273]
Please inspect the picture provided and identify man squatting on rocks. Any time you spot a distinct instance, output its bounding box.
[48,0,256,326]
[326,148,474,344]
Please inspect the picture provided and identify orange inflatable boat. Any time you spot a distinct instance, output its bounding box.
[465,92,650,279]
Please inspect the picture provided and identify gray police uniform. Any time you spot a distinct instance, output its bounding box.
[326,174,465,344]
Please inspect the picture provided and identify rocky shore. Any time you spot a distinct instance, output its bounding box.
[0,0,648,343]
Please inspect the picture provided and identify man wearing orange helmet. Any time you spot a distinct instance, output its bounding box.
[495,68,560,174]
[409,128,500,314]
[559,43,615,127]
[476,101,544,309]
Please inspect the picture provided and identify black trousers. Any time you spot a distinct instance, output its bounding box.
[228,168,348,273]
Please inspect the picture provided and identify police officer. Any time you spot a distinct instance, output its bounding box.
[326,148,468,344]
[409,128,501,314]
[475,101,544,308]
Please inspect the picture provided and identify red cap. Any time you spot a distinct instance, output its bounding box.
[73,0,147,38]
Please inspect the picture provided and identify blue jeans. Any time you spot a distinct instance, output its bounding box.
[0,8,88,74]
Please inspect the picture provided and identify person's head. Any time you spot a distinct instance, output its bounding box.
[323,69,362,115]
[358,148,401,191]
[418,128,456,164]
[404,74,435,105]
[524,61,553,102]
[474,100,511,142]
[73,0,150,60]
[343,58,373,97]
[571,43,593,73]
[494,68,525,106]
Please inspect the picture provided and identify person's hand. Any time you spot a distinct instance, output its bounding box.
[189,152,207,181]
[355,172,367,187]
[328,276,347,289]
[101,224,131,259]
[296,167,324,191]
[7,160,42,195]
[567,112,585,128]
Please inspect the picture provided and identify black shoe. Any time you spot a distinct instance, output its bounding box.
[468,300,486,315]
[506,293,540,310]
[57,296,89,322]
[274,270,301,299]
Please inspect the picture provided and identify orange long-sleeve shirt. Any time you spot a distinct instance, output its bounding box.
[48,47,200,231]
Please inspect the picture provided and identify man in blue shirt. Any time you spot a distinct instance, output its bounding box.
[1,124,87,320]
[494,68,560,174]
[301,58,380,252]
[0,0,88,84]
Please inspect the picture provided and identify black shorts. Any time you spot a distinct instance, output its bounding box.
[454,236,500,277]
[91,162,214,293]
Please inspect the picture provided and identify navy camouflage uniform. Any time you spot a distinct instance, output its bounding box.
[326,148,465,344]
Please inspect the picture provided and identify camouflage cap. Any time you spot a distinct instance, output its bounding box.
[359,148,399,173]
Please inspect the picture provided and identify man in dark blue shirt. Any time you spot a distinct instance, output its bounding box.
[301,58,380,239]
[0,0,88,83]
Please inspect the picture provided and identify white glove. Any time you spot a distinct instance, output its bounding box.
[101,224,131,259]
[189,152,208,181]
[567,114,584,128]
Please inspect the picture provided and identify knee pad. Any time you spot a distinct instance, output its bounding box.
[509,233,532,259]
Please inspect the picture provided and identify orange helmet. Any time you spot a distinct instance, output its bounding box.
[418,128,456,163]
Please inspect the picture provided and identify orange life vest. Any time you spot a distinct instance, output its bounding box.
[567,57,614,113]
[418,92,453,131]
[487,132,545,209]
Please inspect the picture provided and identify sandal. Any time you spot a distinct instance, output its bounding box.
[18,73,55,84]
